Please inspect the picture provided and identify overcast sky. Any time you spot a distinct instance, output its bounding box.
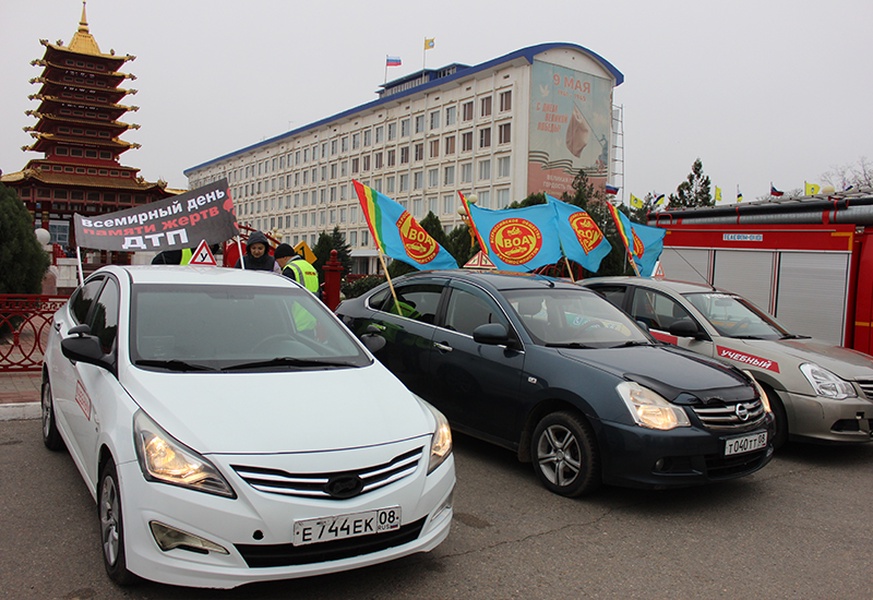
[2,0,871,205]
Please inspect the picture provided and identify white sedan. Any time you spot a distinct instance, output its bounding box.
[41,265,454,589]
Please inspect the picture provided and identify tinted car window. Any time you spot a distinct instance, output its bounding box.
[685,292,788,338]
[443,284,508,336]
[70,277,104,325]
[89,278,119,354]
[370,282,443,325]
[589,285,627,309]
[630,289,681,331]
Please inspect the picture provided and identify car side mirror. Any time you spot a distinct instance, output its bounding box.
[360,323,387,354]
[61,325,113,371]
[636,320,650,332]
[472,323,513,346]
[669,319,706,340]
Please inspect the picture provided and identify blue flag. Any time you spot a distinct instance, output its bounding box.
[463,198,563,271]
[546,195,612,273]
[354,181,458,270]
[607,203,666,276]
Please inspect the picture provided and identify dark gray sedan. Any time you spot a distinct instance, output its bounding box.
[337,270,775,497]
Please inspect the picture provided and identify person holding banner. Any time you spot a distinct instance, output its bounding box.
[234,231,280,272]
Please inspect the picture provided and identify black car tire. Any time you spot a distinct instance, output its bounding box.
[41,376,64,451]
[98,458,138,586]
[531,411,601,497]
[765,386,789,450]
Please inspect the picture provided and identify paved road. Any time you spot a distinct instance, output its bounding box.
[2,417,871,599]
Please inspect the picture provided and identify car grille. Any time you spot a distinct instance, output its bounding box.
[691,399,767,430]
[705,449,769,479]
[855,379,873,399]
[235,517,426,567]
[232,447,424,499]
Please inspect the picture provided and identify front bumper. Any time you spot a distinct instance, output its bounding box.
[116,440,455,589]
[596,414,775,489]
[783,391,873,444]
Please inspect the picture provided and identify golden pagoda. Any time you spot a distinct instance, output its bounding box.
[1,1,172,252]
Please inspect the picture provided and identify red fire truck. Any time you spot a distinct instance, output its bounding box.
[648,188,873,354]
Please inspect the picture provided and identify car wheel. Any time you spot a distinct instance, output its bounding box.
[531,411,601,497]
[765,387,789,450]
[98,459,138,586]
[41,376,64,451]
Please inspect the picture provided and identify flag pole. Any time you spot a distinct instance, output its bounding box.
[75,245,84,287]
[376,248,403,315]
[607,203,641,277]
[384,55,388,84]
[563,256,576,282]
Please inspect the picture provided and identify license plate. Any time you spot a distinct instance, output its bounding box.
[292,506,401,546]
[724,431,768,456]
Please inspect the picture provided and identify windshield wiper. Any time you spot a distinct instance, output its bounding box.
[135,359,217,372]
[731,335,765,340]
[545,342,593,349]
[780,333,811,340]
[613,340,651,348]
[221,357,356,371]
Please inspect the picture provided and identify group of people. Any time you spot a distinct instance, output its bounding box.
[151,230,319,296]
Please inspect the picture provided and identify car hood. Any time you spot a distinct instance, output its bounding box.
[556,345,753,403]
[728,338,873,379]
[119,364,432,454]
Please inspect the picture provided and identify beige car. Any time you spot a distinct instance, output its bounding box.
[582,277,873,447]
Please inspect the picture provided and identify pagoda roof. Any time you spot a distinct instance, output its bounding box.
[26,112,137,133]
[29,93,137,114]
[31,57,134,82]
[30,76,135,98]
[40,2,134,63]
[0,168,166,193]
[25,132,139,152]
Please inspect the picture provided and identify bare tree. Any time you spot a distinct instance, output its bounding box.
[821,157,873,190]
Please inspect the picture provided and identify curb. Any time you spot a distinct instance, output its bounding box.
[0,402,40,421]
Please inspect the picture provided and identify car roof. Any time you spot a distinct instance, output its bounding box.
[582,276,722,295]
[402,269,586,292]
[92,265,296,288]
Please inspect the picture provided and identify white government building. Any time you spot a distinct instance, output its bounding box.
[184,42,624,274]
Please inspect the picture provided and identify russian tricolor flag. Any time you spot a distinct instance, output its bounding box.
[605,184,619,195]
[770,183,784,197]
[386,56,402,67]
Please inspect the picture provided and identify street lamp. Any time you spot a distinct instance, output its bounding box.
[457,193,477,248]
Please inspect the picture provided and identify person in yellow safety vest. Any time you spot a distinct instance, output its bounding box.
[151,248,193,265]
[274,244,320,295]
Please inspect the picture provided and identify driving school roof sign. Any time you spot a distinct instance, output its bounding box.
[73,179,238,252]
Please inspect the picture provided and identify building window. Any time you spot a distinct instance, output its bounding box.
[443,194,454,215]
[429,139,440,158]
[375,126,384,143]
[445,136,456,155]
[400,147,410,164]
[352,133,360,149]
[498,123,511,145]
[498,156,511,178]
[374,152,383,169]
[428,168,439,188]
[351,158,359,173]
[363,129,372,146]
[414,115,425,134]
[497,188,511,208]
[387,149,396,166]
[341,137,349,152]
[462,101,474,121]
[400,173,410,191]
[461,132,473,152]
[444,165,455,185]
[386,176,395,193]
[446,105,457,126]
[401,119,410,137]
[414,143,424,161]
[479,127,492,148]
[388,122,397,140]
[461,162,472,183]
[430,110,440,130]
[413,171,423,190]
[480,96,492,117]
[478,159,491,180]
[362,155,370,171]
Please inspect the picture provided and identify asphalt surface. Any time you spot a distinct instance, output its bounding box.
[2,417,872,599]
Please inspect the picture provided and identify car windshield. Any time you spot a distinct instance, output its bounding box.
[684,292,791,339]
[130,284,370,371]
[503,287,651,348]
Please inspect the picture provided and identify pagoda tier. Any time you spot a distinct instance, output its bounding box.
[0,1,173,256]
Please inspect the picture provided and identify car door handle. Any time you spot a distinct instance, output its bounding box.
[433,342,453,352]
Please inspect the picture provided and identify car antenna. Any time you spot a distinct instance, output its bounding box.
[668,248,715,290]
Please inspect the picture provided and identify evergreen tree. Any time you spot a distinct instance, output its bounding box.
[312,227,352,283]
[0,183,50,294]
[668,158,713,209]
[444,223,477,266]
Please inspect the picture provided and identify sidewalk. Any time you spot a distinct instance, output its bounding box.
[0,372,42,421]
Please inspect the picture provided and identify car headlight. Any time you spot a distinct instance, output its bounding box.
[799,363,857,400]
[616,381,691,430]
[133,411,235,498]
[741,369,772,413]
[421,400,452,474]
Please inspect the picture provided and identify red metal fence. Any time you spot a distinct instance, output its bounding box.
[0,295,69,372]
